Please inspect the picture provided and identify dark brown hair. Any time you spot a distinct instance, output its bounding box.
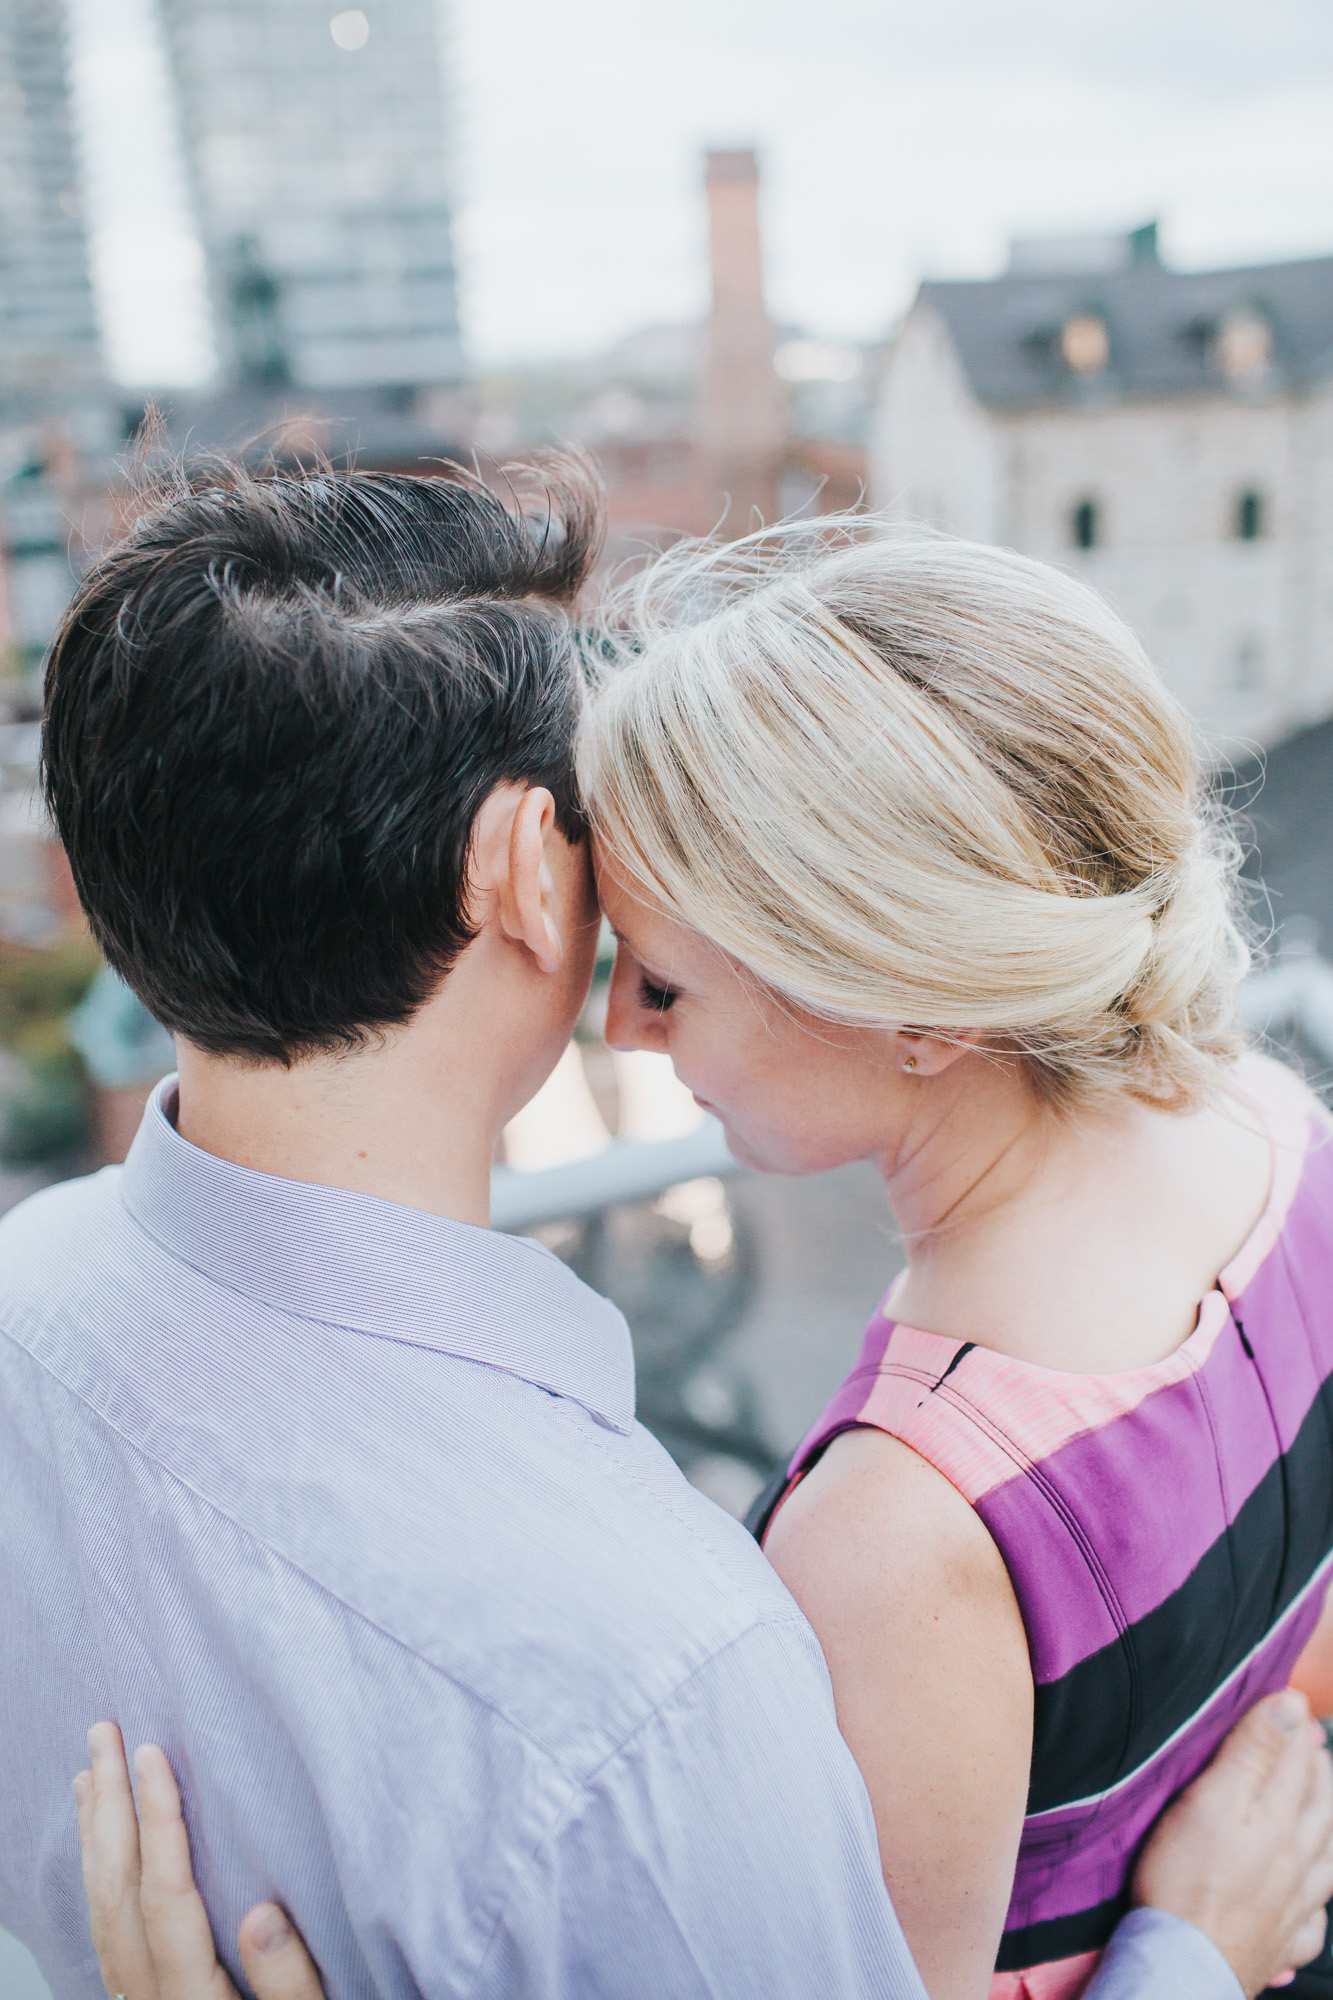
[43,453,604,1063]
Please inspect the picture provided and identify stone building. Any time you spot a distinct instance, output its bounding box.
[873,227,1333,747]
[157,0,463,391]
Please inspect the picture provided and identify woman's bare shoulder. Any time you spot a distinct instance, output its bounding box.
[765,1426,1021,1632]
[765,1428,1033,2000]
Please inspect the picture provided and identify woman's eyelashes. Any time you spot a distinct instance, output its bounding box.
[638,974,679,1014]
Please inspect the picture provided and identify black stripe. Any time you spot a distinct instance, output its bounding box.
[746,1422,871,1544]
[997,1892,1127,1972]
[744,1465,789,1543]
[1025,1360,1333,1813]
[932,1341,975,1390]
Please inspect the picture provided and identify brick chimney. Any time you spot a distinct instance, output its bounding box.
[701,149,784,535]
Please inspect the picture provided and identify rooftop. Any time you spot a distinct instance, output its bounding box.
[919,232,1333,411]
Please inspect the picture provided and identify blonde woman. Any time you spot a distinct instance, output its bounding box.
[579,524,1333,2000]
[70,517,1333,2000]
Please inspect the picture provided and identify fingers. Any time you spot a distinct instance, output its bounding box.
[132,1745,239,2000]
[1291,1742,1333,1937]
[1286,1910,1328,1971]
[75,1723,158,2000]
[238,1904,328,2000]
[1132,1688,1333,1997]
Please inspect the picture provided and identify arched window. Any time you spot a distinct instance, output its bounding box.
[1235,489,1265,540]
[1072,498,1098,550]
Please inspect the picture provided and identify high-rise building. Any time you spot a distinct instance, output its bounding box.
[0,0,102,407]
[157,0,463,391]
[0,0,111,678]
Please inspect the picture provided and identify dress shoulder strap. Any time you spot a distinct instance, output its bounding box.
[748,1315,1026,1542]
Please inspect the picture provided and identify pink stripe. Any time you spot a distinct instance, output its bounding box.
[991,1951,1099,2000]
[884,1297,1232,1502]
[786,1315,894,1476]
[791,1296,1235,1505]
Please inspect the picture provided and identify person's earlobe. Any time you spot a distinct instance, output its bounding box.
[895,1029,982,1077]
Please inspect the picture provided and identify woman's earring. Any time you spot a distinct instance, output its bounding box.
[902,1056,917,1073]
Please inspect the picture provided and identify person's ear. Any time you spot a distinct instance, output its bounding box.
[893,1029,983,1077]
[498,786,564,974]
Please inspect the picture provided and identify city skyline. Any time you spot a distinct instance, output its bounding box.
[62,0,1333,386]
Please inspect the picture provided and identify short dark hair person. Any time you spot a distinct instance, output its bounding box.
[42,456,604,1064]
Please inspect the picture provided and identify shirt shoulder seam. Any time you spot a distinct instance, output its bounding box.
[1,1319,803,1775]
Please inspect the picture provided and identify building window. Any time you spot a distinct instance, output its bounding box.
[1235,489,1265,540]
[1060,313,1109,374]
[1072,498,1099,549]
[1216,307,1272,385]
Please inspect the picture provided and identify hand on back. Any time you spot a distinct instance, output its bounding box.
[73,1691,1333,2000]
[73,1724,323,2000]
[1133,1688,1333,1998]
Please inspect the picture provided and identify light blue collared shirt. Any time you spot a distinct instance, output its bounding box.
[0,1081,1239,1999]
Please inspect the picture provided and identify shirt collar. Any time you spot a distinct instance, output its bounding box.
[119,1077,636,1433]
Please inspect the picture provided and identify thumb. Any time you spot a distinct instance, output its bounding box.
[237,1904,326,2000]
[1215,1689,1310,1784]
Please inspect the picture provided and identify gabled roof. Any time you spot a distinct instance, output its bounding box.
[919,251,1333,411]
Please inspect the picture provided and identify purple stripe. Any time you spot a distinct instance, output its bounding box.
[982,1208,1333,1682]
[979,1330,1258,1680]
[1004,1576,1329,1929]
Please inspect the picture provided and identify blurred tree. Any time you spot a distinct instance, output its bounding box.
[0,933,100,1164]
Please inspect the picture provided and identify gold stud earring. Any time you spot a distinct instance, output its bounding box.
[902,1056,917,1072]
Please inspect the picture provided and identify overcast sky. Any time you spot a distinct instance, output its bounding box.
[66,0,1333,385]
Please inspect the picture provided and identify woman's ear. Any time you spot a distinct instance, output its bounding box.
[894,1029,983,1077]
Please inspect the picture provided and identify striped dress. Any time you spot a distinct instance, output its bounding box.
[760,1059,1333,2000]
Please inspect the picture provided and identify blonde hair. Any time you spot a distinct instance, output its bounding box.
[579,519,1251,1113]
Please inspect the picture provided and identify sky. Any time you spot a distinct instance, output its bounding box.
[65,0,1333,385]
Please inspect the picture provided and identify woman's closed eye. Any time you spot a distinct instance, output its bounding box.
[638,974,679,1014]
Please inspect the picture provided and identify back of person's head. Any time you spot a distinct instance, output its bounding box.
[44,454,604,1063]
[580,519,1249,1112]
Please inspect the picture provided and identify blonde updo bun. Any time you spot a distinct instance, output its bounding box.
[579,520,1250,1113]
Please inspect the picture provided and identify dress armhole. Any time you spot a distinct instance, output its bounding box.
[746,1429,864,1545]
[744,1465,791,1544]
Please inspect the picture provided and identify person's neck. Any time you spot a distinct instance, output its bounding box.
[173,950,541,1226]
[175,1031,500,1227]
[875,1051,1054,1260]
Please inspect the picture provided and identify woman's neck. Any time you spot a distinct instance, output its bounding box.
[876,1052,1276,1372]
[875,1049,1055,1256]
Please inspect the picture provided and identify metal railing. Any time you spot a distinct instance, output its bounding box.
[490,1115,736,1232]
